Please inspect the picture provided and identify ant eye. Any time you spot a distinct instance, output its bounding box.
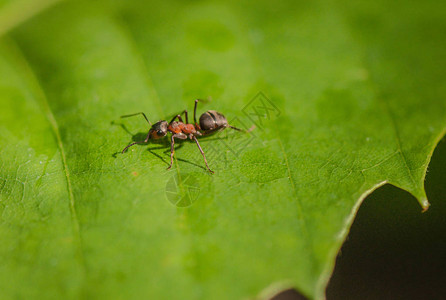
[157,130,164,135]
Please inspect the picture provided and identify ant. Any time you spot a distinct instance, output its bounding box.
[120,99,247,174]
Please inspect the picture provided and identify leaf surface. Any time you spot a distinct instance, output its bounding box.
[0,0,445,299]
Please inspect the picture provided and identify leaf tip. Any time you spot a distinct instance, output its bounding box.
[420,197,430,212]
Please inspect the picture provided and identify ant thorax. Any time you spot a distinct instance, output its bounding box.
[168,121,196,135]
[167,121,184,134]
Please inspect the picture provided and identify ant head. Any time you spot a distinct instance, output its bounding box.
[199,110,228,132]
[149,120,168,139]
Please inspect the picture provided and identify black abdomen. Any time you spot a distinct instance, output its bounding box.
[199,110,228,132]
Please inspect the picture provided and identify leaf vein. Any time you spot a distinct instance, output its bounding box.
[8,39,87,270]
[382,100,418,187]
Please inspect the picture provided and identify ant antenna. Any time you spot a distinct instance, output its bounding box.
[121,112,152,127]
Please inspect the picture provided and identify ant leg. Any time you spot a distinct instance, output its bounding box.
[167,133,187,170]
[229,125,244,132]
[121,112,152,127]
[194,99,199,126]
[121,133,150,153]
[192,136,214,174]
[229,125,256,133]
[168,110,188,124]
[167,135,176,170]
[169,114,184,124]
[183,110,189,124]
[194,99,205,130]
[122,141,144,153]
[194,99,210,130]
[194,99,208,129]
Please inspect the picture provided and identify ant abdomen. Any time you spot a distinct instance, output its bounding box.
[199,110,228,133]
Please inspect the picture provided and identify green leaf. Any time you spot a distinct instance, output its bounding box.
[0,0,64,37]
[1,0,445,299]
